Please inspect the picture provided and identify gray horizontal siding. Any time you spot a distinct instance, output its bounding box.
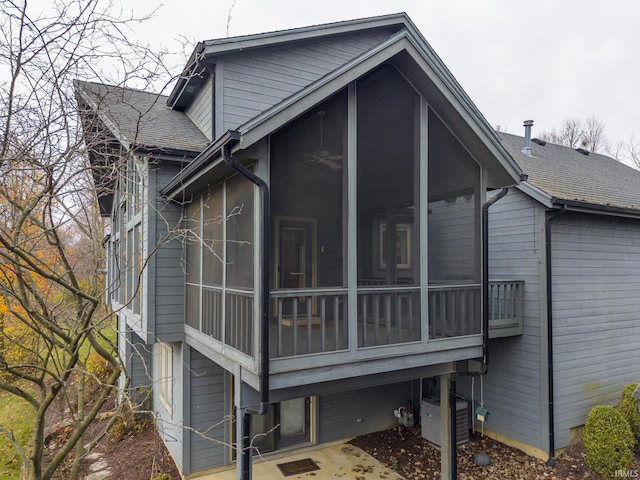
[317,382,412,443]
[459,189,545,450]
[221,30,394,130]
[189,348,228,472]
[186,74,213,140]
[151,164,186,339]
[551,212,640,448]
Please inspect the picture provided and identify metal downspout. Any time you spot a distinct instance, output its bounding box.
[221,137,270,414]
[221,135,270,480]
[481,187,509,371]
[545,206,567,467]
[443,187,508,480]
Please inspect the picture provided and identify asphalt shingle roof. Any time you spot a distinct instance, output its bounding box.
[75,80,209,154]
[500,132,640,212]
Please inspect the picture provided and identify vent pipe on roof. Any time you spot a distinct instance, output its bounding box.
[522,120,534,156]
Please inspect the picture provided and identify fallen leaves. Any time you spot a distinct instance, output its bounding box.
[350,426,640,479]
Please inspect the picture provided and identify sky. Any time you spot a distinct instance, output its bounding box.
[23,0,640,150]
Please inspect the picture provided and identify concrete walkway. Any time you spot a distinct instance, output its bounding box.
[192,441,405,480]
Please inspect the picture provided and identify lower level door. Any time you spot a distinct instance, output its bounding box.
[249,397,311,454]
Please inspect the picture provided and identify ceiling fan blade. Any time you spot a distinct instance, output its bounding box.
[326,154,343,161]
[319,158,342,170]
[290,157,317,167]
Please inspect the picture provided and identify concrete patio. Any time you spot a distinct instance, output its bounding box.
[190,441,405,480]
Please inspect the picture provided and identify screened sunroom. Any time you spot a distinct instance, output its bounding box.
[181,61,525,382]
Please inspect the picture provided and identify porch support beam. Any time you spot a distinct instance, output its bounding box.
[235,366,253,480]
[347,82,358,352]
[440,373,453,480]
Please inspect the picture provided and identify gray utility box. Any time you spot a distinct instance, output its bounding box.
[420,397,469,447]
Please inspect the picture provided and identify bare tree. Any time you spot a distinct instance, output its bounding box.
[539,118,584,149]
[0,1,173,479]
[582,116,609,153]
[539,117,609,154]
[611,134,640,169]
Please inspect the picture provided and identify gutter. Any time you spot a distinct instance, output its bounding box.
[544,205,567,466]
[160,130,242,199]
[553,198,640,220]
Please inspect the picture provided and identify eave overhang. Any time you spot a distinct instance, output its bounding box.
[166,13,409,110]
[160,130,241,200]
[518,181,640,220]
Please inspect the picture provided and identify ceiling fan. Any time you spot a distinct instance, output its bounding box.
[292,110,343,169]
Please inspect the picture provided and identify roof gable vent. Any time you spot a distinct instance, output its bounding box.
[575,147,590,156]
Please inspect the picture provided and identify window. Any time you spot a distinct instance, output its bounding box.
[158,343,173,412]
[111,155,145,313]
[379,223,411,269]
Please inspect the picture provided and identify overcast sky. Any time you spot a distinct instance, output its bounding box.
[123,0,640,149]
[22,0,640,150]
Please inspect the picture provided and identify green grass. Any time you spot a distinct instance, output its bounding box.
[0,384,33,480]
[0,316,119,480]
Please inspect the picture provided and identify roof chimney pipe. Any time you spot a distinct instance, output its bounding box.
[522,120,534,156]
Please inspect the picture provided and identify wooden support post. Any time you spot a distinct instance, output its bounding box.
[440,374,452,480]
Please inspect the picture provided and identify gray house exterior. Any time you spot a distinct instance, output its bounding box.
[465,130,640,461]
[76,13,533,478]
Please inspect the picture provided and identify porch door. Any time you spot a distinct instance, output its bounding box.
[279,220,314,289]
[249,398,311,453]
[277,219,315,315]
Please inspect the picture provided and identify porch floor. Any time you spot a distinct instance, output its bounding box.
[189,440,404,480]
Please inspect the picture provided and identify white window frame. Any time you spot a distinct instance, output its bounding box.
[158,342,173,413]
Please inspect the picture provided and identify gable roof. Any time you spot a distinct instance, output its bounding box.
[75,80,209,155]
[166,13,409,110]
[75,80,210,215]
[162,14,522,198]
[500,132,640,216]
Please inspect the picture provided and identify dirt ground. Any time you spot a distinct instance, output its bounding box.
[350,426,618,480]
[65,418,640,480]
[78,420,181,479]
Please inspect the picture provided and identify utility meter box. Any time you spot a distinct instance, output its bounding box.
[420,397,469,447]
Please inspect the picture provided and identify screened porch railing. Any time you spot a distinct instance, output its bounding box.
[428,284,481,339]
[187,281,523,360]
[270,288,348,358]
[185,283,254,356]
[487,280,524,338]
[357,286,421,347]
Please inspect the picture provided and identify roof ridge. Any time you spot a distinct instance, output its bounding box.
[75,79,167,99]
[201,12,408,46]
[499,131,616,162]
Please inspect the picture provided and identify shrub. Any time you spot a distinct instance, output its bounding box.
[110,404,144,442]
[618,383,640,447]
[151,473,172,480]
[583,405,634,478]
[85,351,113,382]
